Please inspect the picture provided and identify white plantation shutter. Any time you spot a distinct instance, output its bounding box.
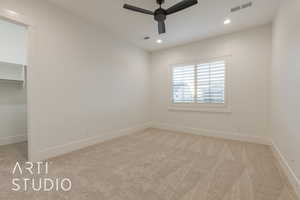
[172,65,195,103]
[197,61,225,103]
[172,61,225,104]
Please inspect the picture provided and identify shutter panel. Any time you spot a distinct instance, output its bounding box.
[196,61,225,103]
[172,65,195,103]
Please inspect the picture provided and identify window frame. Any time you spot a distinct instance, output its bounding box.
[169,56,231,113]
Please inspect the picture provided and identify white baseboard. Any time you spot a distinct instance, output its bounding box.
[151,122,271,145]
[31,122,152,162]
[271,141,300,198]
[0,135,27,146]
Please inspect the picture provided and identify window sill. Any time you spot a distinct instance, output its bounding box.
[168,106,232,113]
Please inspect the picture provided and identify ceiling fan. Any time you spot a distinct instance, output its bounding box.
[123,0,198,34]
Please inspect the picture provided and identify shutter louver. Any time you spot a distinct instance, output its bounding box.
[172,65,195,103]
[196,61,225,103]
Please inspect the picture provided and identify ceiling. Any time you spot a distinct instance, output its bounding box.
[47,0,280,51]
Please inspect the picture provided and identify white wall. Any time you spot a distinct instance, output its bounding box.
[150,25,272,142]
[0,0,150,160]
[0,19,27,65]
[0,83,27,145]
[0,19,27,145]
[271,0,300,191]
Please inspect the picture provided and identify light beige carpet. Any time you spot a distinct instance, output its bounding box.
[0,129,298,200]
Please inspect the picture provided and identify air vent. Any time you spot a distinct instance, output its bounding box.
[231,2,253,13]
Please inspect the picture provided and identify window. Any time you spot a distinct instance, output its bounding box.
[172,60,226,104]
[172,65,195,103]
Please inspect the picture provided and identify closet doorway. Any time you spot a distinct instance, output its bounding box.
[0,17,28,161]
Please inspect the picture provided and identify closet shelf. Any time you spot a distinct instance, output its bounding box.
[0,77,24,82]
[0,61,25,83]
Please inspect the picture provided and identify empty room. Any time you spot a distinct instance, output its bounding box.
[0,0,299,199]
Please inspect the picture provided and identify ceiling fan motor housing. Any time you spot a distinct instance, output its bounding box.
[157,0,165,5]
[154,8,167,22]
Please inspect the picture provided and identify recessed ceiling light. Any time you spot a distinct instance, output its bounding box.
[5,9,19,16]
[224,19,231,25]
[156,39,163,44]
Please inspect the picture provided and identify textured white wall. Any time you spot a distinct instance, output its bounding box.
[271,0,300,184]
[0,0,150,160]
[150,25,271,140]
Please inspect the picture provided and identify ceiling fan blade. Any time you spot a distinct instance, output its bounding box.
[123,4,154,15]
[158,21,166,34]
[166,0,198,15]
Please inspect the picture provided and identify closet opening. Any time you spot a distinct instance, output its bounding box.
[0,17,28,161]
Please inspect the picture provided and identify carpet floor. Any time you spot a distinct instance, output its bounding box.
[0,129,298,200]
